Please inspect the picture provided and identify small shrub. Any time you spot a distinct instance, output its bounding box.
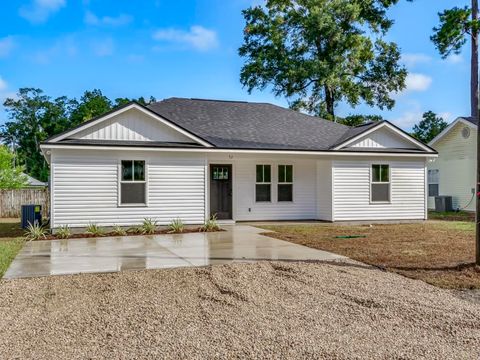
[85,223,104,237]
[24,223,47,241]
[168,218,184,233]
[56,225,71,239]
[201,214,220,232]
[138,218,158,235]
[112,225,127,236]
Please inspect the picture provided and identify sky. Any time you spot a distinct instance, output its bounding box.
[0,0,473,130]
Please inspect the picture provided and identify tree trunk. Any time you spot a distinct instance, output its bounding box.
[473,0,480,265]
[324,86,335,120]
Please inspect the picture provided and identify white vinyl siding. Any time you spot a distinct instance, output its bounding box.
[51,149,205,228]
[316,159,332,221]
[347,126,414,149]
[333,160,426,221]
[73,108,193,142]
[233,157,317,221]
[427,121,477,211]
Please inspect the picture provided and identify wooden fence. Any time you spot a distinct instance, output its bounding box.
[0,189,49,218]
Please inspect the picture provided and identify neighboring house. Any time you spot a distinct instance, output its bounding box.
[40,98,437,229]
[427,117,477,212]
[23,173,48,188]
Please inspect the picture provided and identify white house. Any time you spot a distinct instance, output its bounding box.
[427,116,477,212]
[40,98,437,229]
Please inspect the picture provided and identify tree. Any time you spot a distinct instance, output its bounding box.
[114,96,157,107]
[238,0,407,120]
[411,111,448,144]
[0,145,27,189]
[1,88,74,181]
[70,89,112,126]
[432,1,480,265]
[338,114,383,127]
[431,4,479,119]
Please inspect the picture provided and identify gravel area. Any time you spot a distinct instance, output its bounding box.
[1,261,479,359]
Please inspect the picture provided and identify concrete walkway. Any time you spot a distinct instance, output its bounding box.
[4,225,345,279]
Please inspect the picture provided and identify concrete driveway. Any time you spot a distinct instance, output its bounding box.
[4,225,345,279]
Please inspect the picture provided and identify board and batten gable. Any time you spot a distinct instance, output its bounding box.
[427,120,477,211]
[50,149,206,228]
[346,126,417,149]
[72,108,194,142]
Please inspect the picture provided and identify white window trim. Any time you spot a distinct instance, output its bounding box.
[255,164,272,203]
[370,163,391,204]
[118,160,148,207]
[428,169,439,197]
[277,164,294,202]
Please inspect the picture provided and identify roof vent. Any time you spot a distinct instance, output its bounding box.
[462,126,471,139]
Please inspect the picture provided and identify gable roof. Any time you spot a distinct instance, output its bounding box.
[42,97,435,154]
[429,116,478,146]
[147,98,349,150]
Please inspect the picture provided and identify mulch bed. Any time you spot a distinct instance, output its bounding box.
[41,227,224,241]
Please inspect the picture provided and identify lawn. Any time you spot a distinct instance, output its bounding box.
[0,220,24,278]
[261,221,480,289]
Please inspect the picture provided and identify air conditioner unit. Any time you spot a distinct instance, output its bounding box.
[434,196,453,212]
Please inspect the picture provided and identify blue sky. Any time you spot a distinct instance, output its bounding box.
[0,0,472,130]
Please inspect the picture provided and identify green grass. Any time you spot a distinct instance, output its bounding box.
[428,210,475,222]
[0,238,24,278]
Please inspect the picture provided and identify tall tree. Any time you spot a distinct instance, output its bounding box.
[432,2,480,265]
[0,145,27,189]
[1,88,73,181]
[338,114,383,127]
[114,96,157,107]
[411,111,448,144]
[238,0,407,120]
[70,89,112,126]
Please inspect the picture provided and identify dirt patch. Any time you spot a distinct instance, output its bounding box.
[261,221,480,289]
[0,262,479,359]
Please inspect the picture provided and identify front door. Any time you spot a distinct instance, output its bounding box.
[210,164,232,220]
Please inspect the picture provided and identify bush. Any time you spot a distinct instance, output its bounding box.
[201,214,220,232]
[85,223,104,237]
[138,218,158,235]
[24,223,47,241]
[168,218,184,233]
[56,225,71,239]
[112,225,127,236]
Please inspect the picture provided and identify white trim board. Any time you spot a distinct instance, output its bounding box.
[333,121,435,153]
[47,103,213,148]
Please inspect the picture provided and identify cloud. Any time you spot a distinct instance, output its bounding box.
[401,53,431,68]
[84,11,132,26]
[445,54,463,64]
[91,38,114,57]
[0,76,7,92]
[404,73,432,92]
[0,37,15,58]
[19,0,66,24]
[152,25,218,51]
[31,36,77,64]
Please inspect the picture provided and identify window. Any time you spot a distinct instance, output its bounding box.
[371,164,390,202]
[278,165,293,202]
[120,160,146,205]
[213,166,229,180]
[256,165,271,202]
[428,169,439,197]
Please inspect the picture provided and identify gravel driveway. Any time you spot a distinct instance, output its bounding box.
[1,261,479,359]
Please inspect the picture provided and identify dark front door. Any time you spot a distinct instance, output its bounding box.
[210,164,232,220]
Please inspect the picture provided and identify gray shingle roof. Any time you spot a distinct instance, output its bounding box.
[460,116,478,126]
[147,98,351,151]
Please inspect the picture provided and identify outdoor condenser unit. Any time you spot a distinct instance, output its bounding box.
[21,205,42,229]
[434,196,453,212]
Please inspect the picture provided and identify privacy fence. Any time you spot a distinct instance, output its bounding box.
[0,189,49,218]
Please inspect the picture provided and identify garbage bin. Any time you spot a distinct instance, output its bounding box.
[21,205,42,229]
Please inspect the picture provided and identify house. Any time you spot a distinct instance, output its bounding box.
[40,98,437,229]
[23,173,48,187]
[427,116,477,212]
